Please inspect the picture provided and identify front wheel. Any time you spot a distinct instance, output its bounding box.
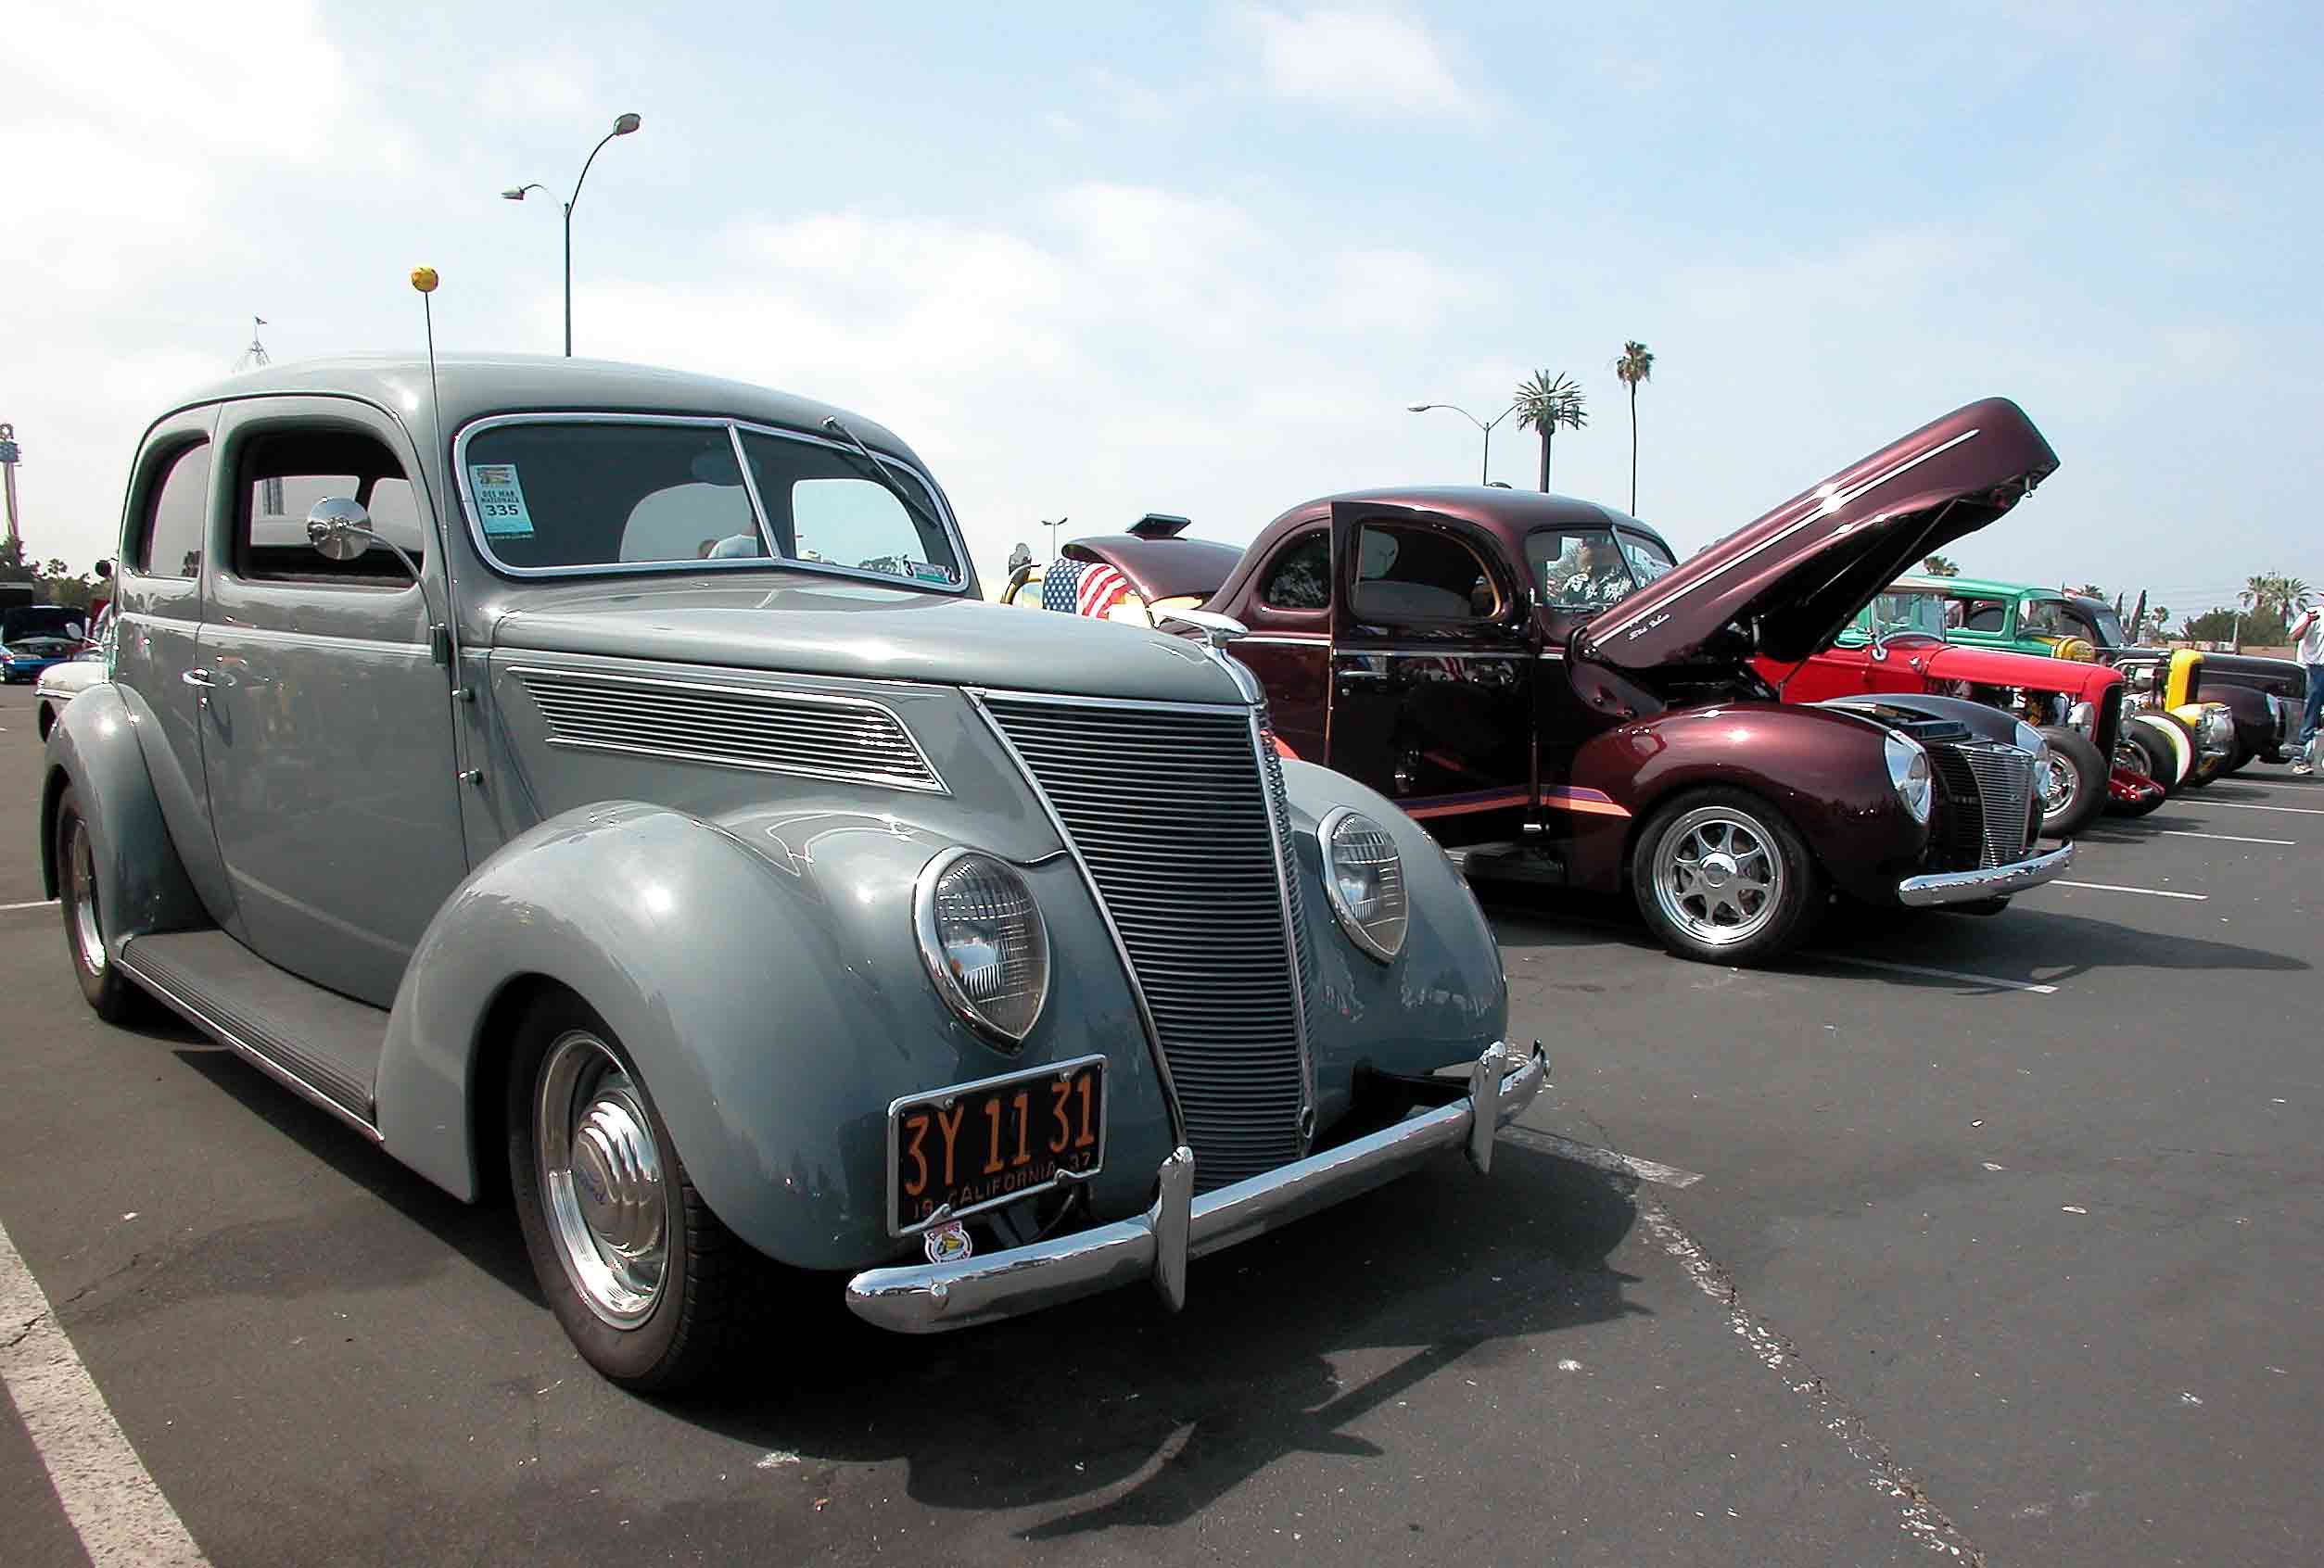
[53,787,151,1024]
[1631,789,1823,966]
[509,993,760,1392]
[2034,727,2106,837]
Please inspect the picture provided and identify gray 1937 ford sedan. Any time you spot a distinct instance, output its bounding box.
[40,355,1540,1389]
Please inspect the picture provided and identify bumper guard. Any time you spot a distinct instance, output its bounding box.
[845,1040,1547,1334]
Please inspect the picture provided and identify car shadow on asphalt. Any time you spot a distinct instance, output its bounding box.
[158,1034,549,1307]
[1477,883,2305,996]
[139,1009,1648,1539]
[679,1142,1645,1537]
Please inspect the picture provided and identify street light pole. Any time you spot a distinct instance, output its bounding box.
[1407,401,1519,485]
[503,112,641,356]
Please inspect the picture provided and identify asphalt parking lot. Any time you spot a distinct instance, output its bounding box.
[4,677,2318,1567]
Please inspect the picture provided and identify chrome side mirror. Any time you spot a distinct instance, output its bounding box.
[307,496,377,562]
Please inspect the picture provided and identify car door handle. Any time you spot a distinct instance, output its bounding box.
[182,668,216,688]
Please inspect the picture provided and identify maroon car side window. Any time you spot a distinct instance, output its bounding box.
[1260,531,1329,611]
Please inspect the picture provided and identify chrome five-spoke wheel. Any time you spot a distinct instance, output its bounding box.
[1652,805,1784,947]
[537,1030,671,1328]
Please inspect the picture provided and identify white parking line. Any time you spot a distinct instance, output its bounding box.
[1802,952,2059,994]
[2200,800,2324,816]
[0,1213,210,1566]
[2054,879,2208,901]
[0,899,59,913]
[2163,829,2298,847]
[1501,1126,1705,1188]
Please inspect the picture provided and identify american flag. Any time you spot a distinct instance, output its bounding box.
[1039,559,1134,619]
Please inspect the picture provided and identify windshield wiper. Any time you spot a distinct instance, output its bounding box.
[819,416,950,545]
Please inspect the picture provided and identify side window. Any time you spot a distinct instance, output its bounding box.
[134,443,212,579]
[1259,531,1329,611]
[1524,526,1636,611]
[1351,525,1499,623]
[1959,599,2008,632]
[237,428,427,584]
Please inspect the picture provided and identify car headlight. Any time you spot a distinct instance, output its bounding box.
[1318,807,1407,962]
[2067,700,2095,734]
[914,848,1049,1046]
[2013,718,2045,756]
[2201,707,2234,747]
[1883,731,1933,826]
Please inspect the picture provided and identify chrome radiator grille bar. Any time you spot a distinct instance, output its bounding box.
[514,665,942,791]
[1931,740,2036,868]
[980,692,1312,1192]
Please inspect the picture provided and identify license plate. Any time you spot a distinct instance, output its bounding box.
[887,1056,1107,1235]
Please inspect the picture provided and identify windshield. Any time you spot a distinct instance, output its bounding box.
[2,607,86,646]
[2083,602,2127,647]
[459,419,965,588]
[1525,526,1639,611]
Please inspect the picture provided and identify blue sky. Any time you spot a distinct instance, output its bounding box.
[6,1,2318,619]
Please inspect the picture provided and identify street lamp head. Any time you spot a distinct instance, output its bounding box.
[501,187,529,200]
[613,112,642,135]
[1406,403,1433,413]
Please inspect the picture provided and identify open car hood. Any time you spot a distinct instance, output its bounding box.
[1573,398,2058,670]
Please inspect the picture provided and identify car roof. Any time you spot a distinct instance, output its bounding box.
[1887,573,2060,600]
[160,354,925,463]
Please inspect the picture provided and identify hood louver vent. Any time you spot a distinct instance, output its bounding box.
[514,666,943,792]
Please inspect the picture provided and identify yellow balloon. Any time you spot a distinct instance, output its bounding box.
[410,266,439,294]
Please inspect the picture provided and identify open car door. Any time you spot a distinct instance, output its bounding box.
[1326,501,1536,842]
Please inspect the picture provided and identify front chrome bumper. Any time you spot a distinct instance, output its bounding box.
[845,1040,1547,1334]
[1897,841,2075,907]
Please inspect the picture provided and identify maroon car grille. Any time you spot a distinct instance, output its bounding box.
[1929,741,2037,869]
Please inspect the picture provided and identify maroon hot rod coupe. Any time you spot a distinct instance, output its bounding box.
[1039,398,2076,964]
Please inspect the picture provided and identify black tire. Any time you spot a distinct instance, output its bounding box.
[53,786,152,1024]
[1630,788,1823,966]
[2125,719,2188,792]
[37,702,57,740]
[508,991,761,1392]
[2034,726,2106,837]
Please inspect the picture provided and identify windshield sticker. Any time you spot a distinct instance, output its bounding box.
[907,561,959,585]
[467,463,536,537]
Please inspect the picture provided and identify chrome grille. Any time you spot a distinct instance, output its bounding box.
[983,695,1309,1192]
[515,667,940,790]
[1931,740,2035,867]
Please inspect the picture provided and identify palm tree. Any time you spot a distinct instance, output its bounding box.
[1512,371,1587,492]
[2072,582,2105,601]
[1614,340,1654,513]
[1921,555,1961,577]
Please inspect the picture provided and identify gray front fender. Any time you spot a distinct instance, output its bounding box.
[1276,758,1511,1123]
[375,800,1175,1271]
[40,683,209,952]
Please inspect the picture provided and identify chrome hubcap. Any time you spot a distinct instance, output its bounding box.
[2038,753,2076,817]
[66,818,104,977]
[537,1031,668,1327]
[1654,807,1784,946]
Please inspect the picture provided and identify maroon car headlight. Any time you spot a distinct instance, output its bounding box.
[914,848,1050,1047]
[1883,732,1933,826]
[1319,807,1407,962]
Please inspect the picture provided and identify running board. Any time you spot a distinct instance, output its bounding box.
[118,931,387,1139]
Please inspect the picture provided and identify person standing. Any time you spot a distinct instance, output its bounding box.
[2291,601,2324,772]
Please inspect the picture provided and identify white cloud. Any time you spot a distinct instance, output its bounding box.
[1239,6,1490,123]
[578,182,1495,588]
